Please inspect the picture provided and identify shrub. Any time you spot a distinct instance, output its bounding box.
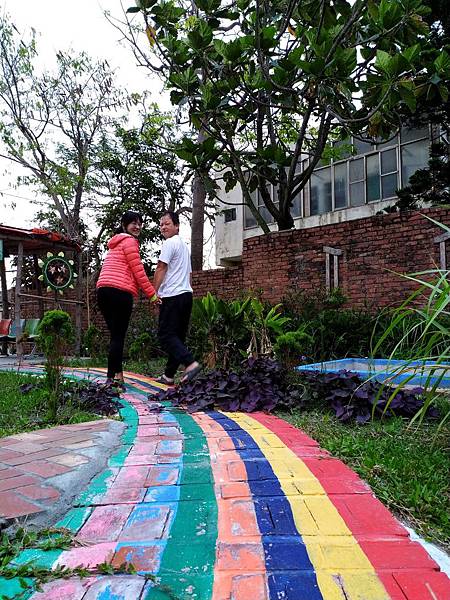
[188,294,291,368]
[38,310,74,420]
[128,332,161,362]
[125,303,160,360]
[273,329,311,369]
[298,369,436,424]
[159,357,290,413]
[82,324,107,358]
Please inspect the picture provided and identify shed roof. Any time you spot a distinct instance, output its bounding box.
[0,225,81,256]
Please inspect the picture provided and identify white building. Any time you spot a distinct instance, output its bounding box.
[215,125,431,266]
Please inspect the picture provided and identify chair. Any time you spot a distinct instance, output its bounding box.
[0,319,12,341]
[7,319,26,341]
[23,319,41,355]
[23,319,40,340]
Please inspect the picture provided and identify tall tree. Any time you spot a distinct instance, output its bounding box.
[126,0,445,232]
[0,16,125,240]
[92,108,189,268]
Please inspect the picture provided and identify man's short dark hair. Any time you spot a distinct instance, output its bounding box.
[162,211,179,226]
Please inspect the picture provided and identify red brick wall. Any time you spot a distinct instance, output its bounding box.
[192,208,450,309]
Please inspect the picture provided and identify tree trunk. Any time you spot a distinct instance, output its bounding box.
[191,172,206,271]
[75,251,83,356]
[276,212,295,231]
[0,258,9,355]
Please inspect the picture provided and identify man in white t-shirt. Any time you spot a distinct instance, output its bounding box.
[153,211,201,384]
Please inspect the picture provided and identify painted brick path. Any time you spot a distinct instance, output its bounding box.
[0,366,449,600]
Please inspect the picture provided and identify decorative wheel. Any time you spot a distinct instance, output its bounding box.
[38,252,77,294]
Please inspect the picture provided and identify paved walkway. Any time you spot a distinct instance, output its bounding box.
[0,367,449,599]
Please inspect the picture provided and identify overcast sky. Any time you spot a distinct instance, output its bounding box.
[0,0,164,227]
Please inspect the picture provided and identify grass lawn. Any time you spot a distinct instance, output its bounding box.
[0,372,102,438]
[280,409,450,550]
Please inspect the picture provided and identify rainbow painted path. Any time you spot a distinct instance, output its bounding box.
[1,367,449,599]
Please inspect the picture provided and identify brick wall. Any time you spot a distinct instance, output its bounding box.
[192,208,450,309]
[11,207,450,333]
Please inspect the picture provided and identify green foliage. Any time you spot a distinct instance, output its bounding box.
[189,293,291,368]
[0,525,154,597]
[94,109,187,265]
[0,372,106,437]
[274,329,311,369]
[82,325,107,359]
[0,15,126,238]
[369,217,450,426]
[125,304,161,361]
[127,0,441,231]
[128,332,160,362]
[38,310,74,421]
[189,293,251,369]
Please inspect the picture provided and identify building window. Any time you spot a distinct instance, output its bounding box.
[244,185,280,229]
[310,167,332,215]
[240,126,430,226]
[223,208,236,223]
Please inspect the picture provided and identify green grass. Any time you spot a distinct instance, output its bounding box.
[279,408,450,550]
[0,372,101,438]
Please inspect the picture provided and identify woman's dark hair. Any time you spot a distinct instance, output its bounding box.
[115,210,143,234]
[161,211,179,226]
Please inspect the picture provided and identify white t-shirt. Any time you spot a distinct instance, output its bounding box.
[158,234,193,297]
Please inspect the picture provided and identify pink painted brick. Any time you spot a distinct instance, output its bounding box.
[114,466,150,488]
[131,442,158,455]
[0,490,43,517]
[82,576,146,600]
[30,576,96,599]
[22,461,72,478]
[136,426,159,437]
[91,487,146,505]
[55,542,116,570]
[144,466,179,487]
[77,505,132,542]
[119,505,171,541]
[112,544,162,573]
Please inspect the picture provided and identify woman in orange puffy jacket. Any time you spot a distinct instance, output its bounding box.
[96,211,159,388]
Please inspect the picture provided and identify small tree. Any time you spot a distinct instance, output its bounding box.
[38,310,74,421]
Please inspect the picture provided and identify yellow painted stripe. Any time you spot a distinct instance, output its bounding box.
[225,412,389,600]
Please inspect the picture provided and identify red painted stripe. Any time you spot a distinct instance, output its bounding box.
[250,412,450,600]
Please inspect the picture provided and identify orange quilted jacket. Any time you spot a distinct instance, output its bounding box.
[96,234,157,301]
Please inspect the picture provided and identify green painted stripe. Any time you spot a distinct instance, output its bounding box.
[145,409,218,600]
[4,369,140,596]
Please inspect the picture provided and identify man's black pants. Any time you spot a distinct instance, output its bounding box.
[97,287,133,379]
[158,292,194,379]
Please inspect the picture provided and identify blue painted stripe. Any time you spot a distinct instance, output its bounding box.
[209,412,323,600]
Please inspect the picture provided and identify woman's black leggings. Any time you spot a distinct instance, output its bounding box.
[97,287,133,379]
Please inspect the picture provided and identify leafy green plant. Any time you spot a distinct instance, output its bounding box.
[189,293,251,369]
[274,328,311,369]
[245,299,291,358]
[128,331,161,362]
[371,216,450,425]
[38,310,74,421]
[82,324,106,358]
